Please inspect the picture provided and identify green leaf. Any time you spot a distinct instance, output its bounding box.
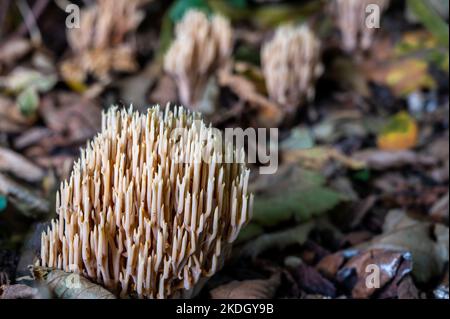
[236,223,264,244]
[33,74,57,93]
[281,127,315,150]
[208,0,325,27]
[17,86,39,117]
[241,222,314,258]
[253,185,343,226]
[352,168,371,182]
[169,0,211,23]
[227,0,248,9]
[0,195,7,212]
[408,0,449,47]
[252,169,344,226]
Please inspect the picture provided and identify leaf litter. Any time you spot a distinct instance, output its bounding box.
[0,0,448,300]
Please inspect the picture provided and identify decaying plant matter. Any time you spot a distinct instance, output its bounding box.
[164,10,232,109]
[261,24,323,113]
[61,0,149,85]
[334,0,390,52]
[38,105,253,298]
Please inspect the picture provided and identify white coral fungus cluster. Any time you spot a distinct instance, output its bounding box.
[39,105,253,298]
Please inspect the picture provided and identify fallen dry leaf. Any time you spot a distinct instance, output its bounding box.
[13,127,55,150]
[0,173,49,218]
[0,284,41,299]
[0,146,45,182]
[0,95,34,133]
[294,263,336,297]
[218,69,283,127]
[210,273,280,299]
[0,38,31,71]
[316,252,347,279]
[283,147,365,170]
[241,222,314,259]
[377,112,418,150]
[354,149,436,170]
[358,211,449,284]
[39,92,101,144]
[337,249,413,299]
[365,58,436,97]
[32,267,116,299]
[430,192,449,223]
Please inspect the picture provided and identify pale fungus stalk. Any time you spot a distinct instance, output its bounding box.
[39,105,253,298]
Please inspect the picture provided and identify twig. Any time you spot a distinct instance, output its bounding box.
[14,0,50,44]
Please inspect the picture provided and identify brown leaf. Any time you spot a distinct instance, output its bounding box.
[430,192,449,223]
[365,58,436,97]
[0,284,40,299]
[283,147,365,171]
[149,74,178,107]
[316,253,346,279]
[358,211,449,284]
[0,146,45,183]
[119,62,163,107]
[0,173,49,218]
[0,96,33,133]
[0,38,31,69]
[337,249,412,299]
[39,92,101,144]
[218,69,283,127]
[354,149,436,170]
[13,127,55,150]
[339,231,374,248]
[241,222,314,259]
[210,273,280,299]
[376,244,419,299]
[32,267,116,299]
[294,263,336,297]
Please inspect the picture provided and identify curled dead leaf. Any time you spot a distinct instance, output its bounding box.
[218,69,284,127]
[32,267,116,299]
[337,249,413,299]
[0,146,45,183]
[0,38,31,69]
[283,147,365,170]
[366,58,436,97]
[354,149,436,170]
[241,222,314,259]
[0,284,41,299]
[0,173,49,218]
[357,211,449,284]
[294,263,336,297]
[210,273,281,299]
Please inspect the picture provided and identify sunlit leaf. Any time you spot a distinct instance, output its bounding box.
[408,0,449,47]
[377,112,418,150]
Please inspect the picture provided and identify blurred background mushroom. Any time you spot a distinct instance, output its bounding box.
[164,10,232,111]
[334,0,390,52]
[261,24,323,116]
[60,0,150,94]
[39,105,253,298]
